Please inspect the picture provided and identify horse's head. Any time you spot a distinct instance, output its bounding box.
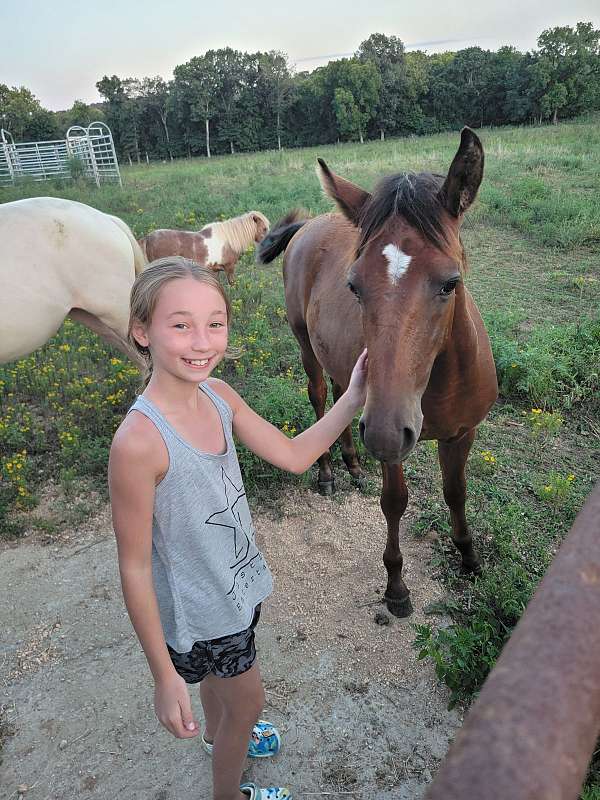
[317,128,484,463]
[250,211,271,243]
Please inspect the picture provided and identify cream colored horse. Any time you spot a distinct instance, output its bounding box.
[0,197,147,364]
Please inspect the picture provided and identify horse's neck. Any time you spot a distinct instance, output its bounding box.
[206,215,253,255]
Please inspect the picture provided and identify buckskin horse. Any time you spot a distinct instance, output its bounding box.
[258,128,498,616]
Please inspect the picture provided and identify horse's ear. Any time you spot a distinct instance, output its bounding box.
[316,158,371,226]
[439,127,484,218]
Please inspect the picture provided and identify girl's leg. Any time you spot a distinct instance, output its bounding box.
[203,662,264,800]
[200,680,224,743]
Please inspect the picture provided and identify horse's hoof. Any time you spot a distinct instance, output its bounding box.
[384,592,413,618]
[460,557,483,576]
[318,480,335,496]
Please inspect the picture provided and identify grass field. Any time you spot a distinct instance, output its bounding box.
[1,116,600,794]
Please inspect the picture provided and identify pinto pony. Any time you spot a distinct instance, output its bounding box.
[0,197,146,365]
[138,210,270,285]
[258,128,498,616]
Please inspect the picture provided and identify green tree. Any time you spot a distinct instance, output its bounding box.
[257,50,293,150]
[486,47,534,124]
[422,52,460,129]
[325,59,381,143]
[95,75,141,162]
[333,87,361,141]
[356,33,424,138]
[0,85,57,141]
[173,53,225,158]
[282,70,329,147]
[533,22,600,123]
[137,77,173,160]
[54,100,104,133]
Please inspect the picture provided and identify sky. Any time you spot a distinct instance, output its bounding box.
[1,0,599,112]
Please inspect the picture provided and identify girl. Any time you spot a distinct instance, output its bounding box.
[108,257,368,800]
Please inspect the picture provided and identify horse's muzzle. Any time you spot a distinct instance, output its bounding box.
[359,409,423,464]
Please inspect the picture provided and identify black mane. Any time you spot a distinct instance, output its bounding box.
[358,172,454,256]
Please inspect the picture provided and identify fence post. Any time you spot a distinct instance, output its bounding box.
[425,481,600,800]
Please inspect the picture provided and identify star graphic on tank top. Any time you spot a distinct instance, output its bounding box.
[205,467,262,597]
[205,467,251,562]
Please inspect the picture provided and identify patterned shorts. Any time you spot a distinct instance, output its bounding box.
[167,605,261,684]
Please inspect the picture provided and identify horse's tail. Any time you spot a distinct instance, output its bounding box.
[256,209,308,264]
[110,214,148,275]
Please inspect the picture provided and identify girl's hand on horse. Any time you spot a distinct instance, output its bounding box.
[154,672,200,739]
[347,348,368,408]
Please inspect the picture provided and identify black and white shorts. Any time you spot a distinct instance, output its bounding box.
[166,605,261,684]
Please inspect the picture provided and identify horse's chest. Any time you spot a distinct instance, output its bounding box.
[203,236,225,266]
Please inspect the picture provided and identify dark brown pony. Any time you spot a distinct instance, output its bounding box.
[258,128,498,616]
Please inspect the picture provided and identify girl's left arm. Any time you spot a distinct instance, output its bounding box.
[211,349,368,474]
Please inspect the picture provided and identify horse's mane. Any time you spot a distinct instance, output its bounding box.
[204,211,269,255]
[358,172,466,271]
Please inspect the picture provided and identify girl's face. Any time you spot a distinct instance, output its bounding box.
[133,277,229,383]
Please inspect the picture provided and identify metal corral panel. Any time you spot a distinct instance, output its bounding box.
[0,122,121,187]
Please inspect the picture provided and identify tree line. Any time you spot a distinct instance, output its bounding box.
[1,22,599,162]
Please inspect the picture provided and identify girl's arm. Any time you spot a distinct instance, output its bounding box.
[108,420,199,739]
[213,349,368,474]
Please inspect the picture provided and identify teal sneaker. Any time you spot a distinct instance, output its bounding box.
[201,719,281,758]
[240,782,292,800]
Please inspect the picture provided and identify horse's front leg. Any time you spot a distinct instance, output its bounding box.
[381,462,412,617]
[298,338,334,494]
[437,428,482,573]
[331,380,365,486]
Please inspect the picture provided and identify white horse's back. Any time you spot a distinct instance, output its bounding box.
[0,197,146,363]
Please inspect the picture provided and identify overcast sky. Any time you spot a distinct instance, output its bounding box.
[1,0,599,111]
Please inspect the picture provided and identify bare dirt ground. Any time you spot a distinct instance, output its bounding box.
[0,484,462,800]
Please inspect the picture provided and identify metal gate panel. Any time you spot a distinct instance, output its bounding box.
[1,123,121,187]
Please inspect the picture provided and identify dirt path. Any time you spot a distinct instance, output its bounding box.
[0,487,461,800]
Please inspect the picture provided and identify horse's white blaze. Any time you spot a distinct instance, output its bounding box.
[382,244,412,285]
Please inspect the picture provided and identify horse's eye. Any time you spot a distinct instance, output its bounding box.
[440,279,458,296]
[347,280,360,300]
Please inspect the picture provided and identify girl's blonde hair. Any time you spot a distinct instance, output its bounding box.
[128,256,236,388]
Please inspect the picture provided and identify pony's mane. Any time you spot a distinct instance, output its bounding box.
[358,172,466,270]
[205,211,269,255]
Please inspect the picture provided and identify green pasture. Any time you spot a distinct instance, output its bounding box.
[1,116,600,791]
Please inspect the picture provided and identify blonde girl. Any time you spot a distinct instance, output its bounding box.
[109,257,368,800]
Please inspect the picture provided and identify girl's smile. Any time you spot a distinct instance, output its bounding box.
[182,358,211,367]
[132,277,229,385]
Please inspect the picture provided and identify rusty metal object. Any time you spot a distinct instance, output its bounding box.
[425,482,600,800]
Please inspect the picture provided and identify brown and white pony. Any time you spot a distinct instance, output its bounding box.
[258,129,498,616]
[138,210,270,285]
[0,197,146,365]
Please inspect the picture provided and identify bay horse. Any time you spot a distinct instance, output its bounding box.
[258,128,498,616]
[0,197,146,365]
[138,210,270,285]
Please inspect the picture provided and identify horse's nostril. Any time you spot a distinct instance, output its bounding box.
[403,427,415,450]
[359,419,366,443]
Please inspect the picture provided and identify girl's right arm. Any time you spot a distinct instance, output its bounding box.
[108,418,199,739]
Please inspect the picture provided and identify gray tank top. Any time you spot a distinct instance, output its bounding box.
[128,382,273,652]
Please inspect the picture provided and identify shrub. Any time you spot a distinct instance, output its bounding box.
[486,313,600,410]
